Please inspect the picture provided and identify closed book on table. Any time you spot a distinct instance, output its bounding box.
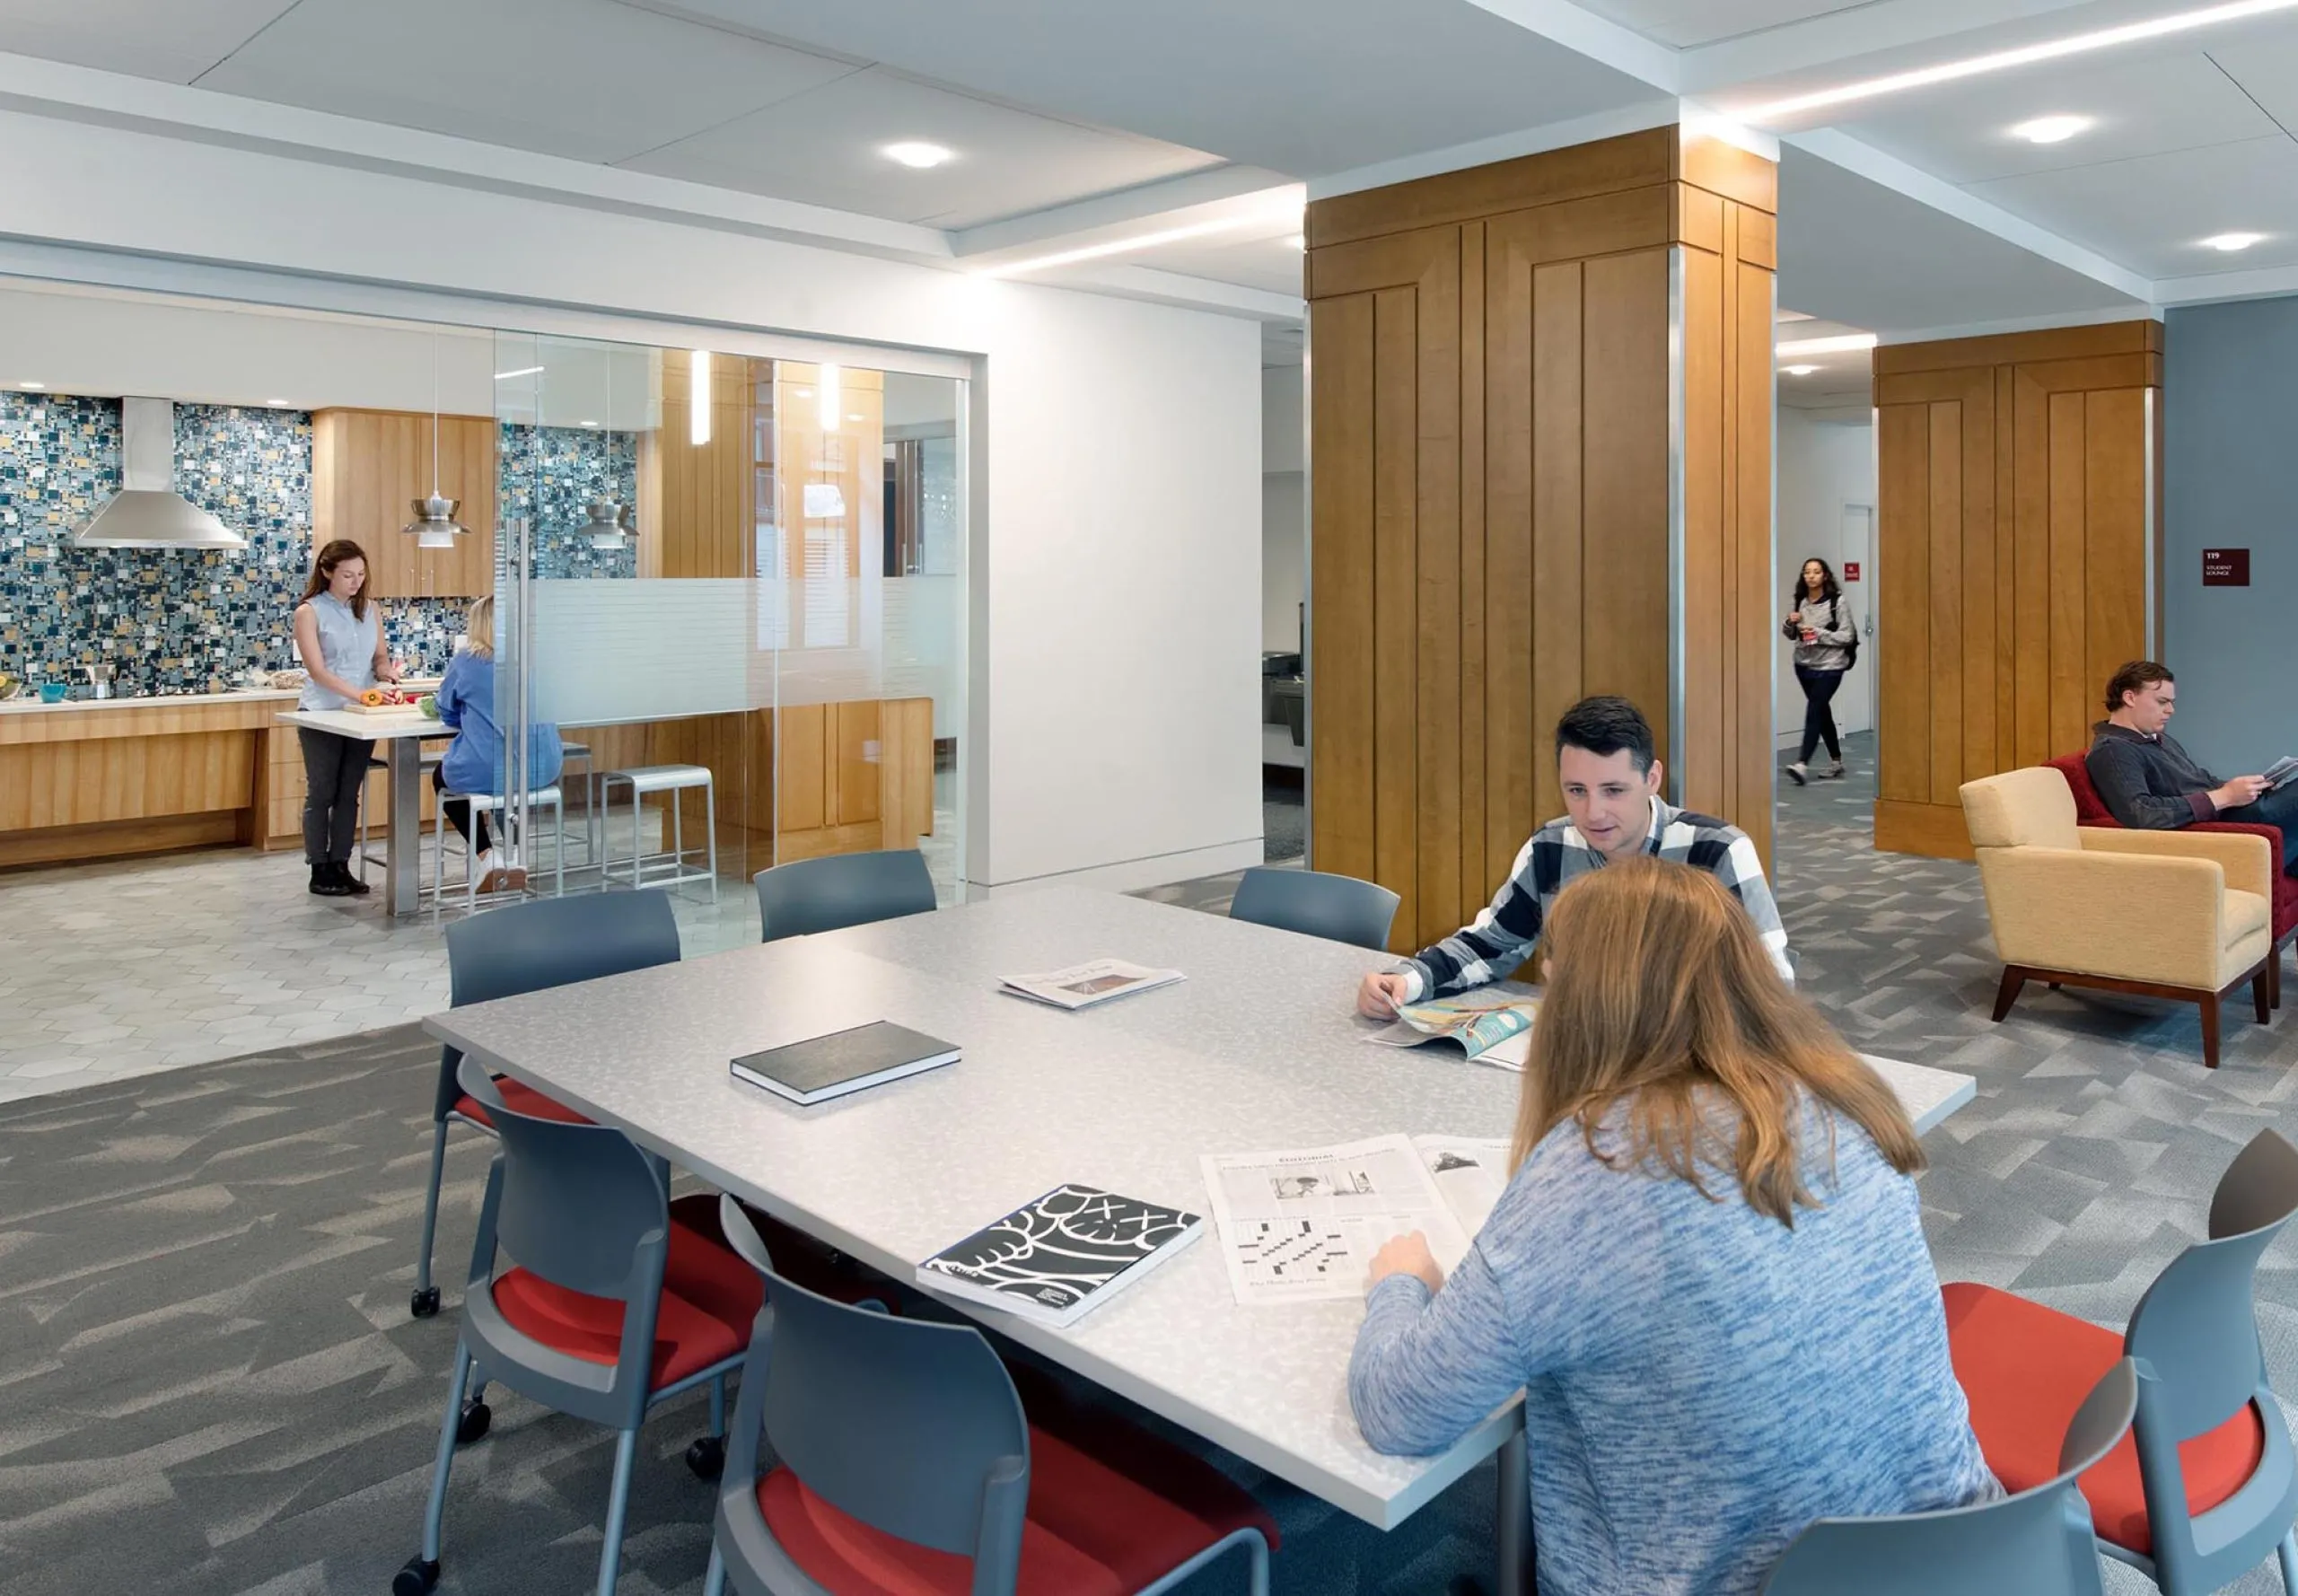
[917,1184,1202,1328]
[729,1022,960,1106]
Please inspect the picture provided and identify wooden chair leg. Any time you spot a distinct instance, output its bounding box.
[2201,993,2223,1070]
[1991,968,2028,1023]
[2258,970,2274,1025]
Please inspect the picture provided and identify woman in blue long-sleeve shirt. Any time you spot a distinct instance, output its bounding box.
[433,595,562,895]
[1349,858,1995,1596]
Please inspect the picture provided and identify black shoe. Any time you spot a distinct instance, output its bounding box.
[310,863,350,897]
[332,862,372,897]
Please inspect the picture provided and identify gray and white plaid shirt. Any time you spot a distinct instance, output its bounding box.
[1398,796,1792,999]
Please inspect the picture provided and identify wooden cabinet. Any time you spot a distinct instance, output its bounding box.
[253,724,446,851]
[312,408,496,599]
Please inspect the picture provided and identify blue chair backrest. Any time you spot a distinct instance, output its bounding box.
[1762,1359,2138,1596]
[2125,1128,2298,1439]
[460,1060,668,1306]
[433,890,680,1120]
[754,848,936,943]
[1229,866,1400,951]
[716,1196,1029,1560]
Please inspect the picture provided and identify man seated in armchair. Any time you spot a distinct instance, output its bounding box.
[2086,660,2298,875]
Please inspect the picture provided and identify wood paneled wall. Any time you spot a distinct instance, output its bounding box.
[638,350,756,581]
[1873,321,2162,859]
[311,409,497,598]
[1306,127,1776,952]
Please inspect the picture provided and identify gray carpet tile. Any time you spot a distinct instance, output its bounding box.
[9,736,2298,1594]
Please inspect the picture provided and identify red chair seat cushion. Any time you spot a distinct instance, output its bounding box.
[490,1193,762,1391]
[2049,752,2298,939]
[452,1076,590,1129]
[1942,1281,2266,1555]
[757,1422,1277,1596]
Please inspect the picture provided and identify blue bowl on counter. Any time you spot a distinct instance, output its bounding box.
[37,683,66,704]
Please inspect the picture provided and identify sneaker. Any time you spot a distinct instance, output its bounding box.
[1824,761,1847,780]
[309,863,349,897]
[1784,762,1808,786]
[332,862,371,897]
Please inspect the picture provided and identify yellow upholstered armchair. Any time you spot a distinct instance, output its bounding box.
[1959,766,2276,1069]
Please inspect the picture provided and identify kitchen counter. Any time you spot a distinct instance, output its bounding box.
[0,687,302,716]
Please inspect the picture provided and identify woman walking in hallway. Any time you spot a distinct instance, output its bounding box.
[1783,557,1855,786]
[292,539,398,897]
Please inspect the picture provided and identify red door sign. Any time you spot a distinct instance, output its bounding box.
[1842,562,1861,582]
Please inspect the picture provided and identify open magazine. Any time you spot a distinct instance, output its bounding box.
[1363,990,1536,1071]
[1002,959,1185,1011]
[1198,1133,1512,1305]
[2264,755,2298,793]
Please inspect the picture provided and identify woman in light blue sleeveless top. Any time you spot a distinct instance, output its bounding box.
[292,540,398,898]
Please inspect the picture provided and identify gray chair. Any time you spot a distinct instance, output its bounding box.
[411,890,681,1322]
[1764,1359,2139,1595]
[754,848,935,943]
[1944,1128,2298,1596]
[1229,865,1400,951]
[702,1194,1276,1596]
[396,1061,754,1596]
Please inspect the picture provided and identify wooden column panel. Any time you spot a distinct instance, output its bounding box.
[1309,125,1777,952]
[1873,320,2162,858]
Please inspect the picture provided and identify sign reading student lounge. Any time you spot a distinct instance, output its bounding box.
[2203,548,2250,587]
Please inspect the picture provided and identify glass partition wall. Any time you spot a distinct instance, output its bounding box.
[489,332,967,948]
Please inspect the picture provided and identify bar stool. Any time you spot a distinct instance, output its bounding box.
[558,740,598,866]
[599,763,718,903]
[431,784,567,915]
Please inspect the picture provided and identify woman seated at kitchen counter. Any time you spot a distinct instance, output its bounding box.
[432,594,562,895]
[1347,858,1995,1596]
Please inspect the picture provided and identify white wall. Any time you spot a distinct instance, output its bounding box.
[1263,472,1303,652]
[0,107,1264,895]
[1775,407,1877,748]
[1262,365,1302,474]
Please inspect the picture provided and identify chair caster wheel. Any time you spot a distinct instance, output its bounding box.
[455,1400,491,1446]
[392,1556,440,1596]
[687,1435,726,1479]
[410,1286,442,1319]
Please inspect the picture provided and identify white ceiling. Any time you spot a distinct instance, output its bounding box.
[2,0,2298,340]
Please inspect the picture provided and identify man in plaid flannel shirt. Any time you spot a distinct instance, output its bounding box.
[1355,696,1792,1017]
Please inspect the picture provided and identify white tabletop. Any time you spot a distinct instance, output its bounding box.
[425,887,1976,1529]
[278,706,443,740]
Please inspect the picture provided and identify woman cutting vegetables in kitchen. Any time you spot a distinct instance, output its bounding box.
[293,539,399,898]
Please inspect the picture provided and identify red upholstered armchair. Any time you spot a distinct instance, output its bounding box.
[2047,752,2298,1007]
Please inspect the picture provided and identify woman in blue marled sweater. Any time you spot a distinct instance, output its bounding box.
[1349,859,1996,1596]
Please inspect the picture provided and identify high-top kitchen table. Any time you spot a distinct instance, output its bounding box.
[425,887,1978,1594]
[277,706,449,916]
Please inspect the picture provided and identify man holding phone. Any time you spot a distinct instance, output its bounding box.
[2086,660,2298,873]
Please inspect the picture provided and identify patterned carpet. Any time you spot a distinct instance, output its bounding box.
[7,732,2298,1595]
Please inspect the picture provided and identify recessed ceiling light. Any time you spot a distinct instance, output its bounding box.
[267,399,291,408]
[1748,0,2298,120]
[2202,232,2267,251]
[883,142,955,170]
[493,366,545,381]
[1776,333,1878,356]
[1782,364,1820,376]
[2012,114,2092,145]
[19,381,44,390]
[579,419,601,429]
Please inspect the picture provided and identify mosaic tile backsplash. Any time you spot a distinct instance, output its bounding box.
[0,396,636,700]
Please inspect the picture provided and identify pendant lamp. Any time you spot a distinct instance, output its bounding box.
[402,335,469,549]
[581,500,627,549]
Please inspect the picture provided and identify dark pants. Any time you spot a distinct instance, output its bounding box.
[298,727,373,866]
[2220,782,2298,874]
[433,765,493,855]
[1794,664,1846,765]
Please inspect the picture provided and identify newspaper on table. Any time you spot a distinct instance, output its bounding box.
[1198,1132,1513,1305]
[1001,959,1184,1010]
[1363,989,1536,1071]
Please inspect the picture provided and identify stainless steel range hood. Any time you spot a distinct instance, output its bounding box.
[73,398,246,551]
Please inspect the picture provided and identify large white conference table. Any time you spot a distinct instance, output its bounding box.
[425,886,1976,1594]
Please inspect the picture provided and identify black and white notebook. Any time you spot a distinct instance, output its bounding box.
[729,1022,960,1106]
[917,1184,1202,1328]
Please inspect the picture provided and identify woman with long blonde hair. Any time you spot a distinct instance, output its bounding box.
[1348,858,1994,1596]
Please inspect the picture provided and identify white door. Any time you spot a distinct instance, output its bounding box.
[1834,504,1875,736]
